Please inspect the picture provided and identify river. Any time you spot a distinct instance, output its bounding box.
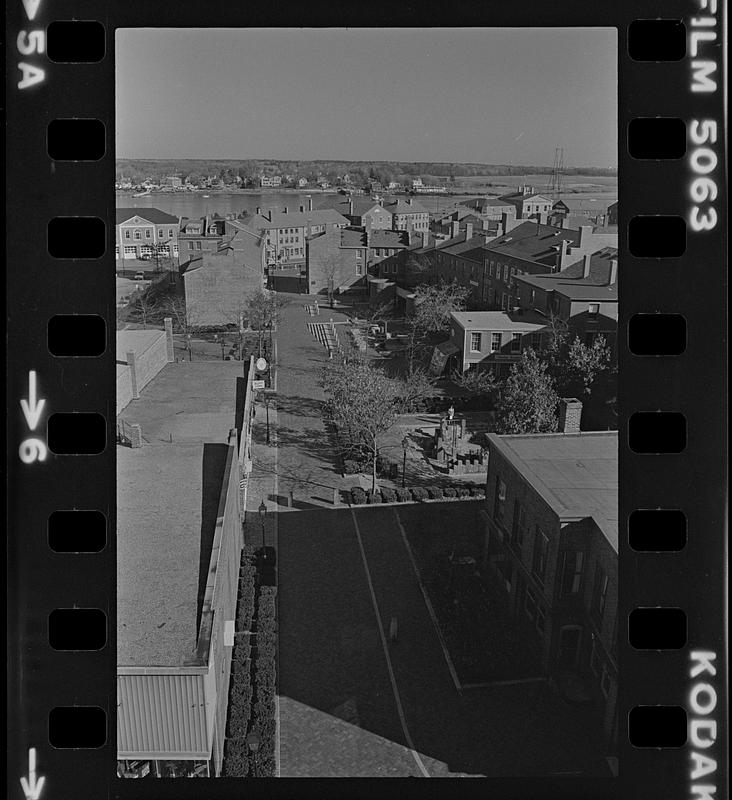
[116,187,617,220]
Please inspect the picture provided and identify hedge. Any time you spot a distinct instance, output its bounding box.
[457,486,471,498]
[427,486,443,500]
[223,738,250,777]
[247,585,278,776]
[351,487,366,505]
[343,459,361,475]
[380,487,396,503]
[366,490,382,504]
[443,487,457,498]
[411,487,428,500]
[396,487,412,502]
[470,486,486,497]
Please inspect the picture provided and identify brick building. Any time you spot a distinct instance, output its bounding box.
[481,430,618,749]
[116,208,180,264]
[181,222,267,327]
[457,196,518,221]
[447,310,547,377]
[179,215,228,262]
[307,227,369,295]
[516,248,618,348]
[383,197,430,232]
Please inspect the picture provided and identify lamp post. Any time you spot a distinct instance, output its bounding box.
[246,731,261,777]
[258,499,267,549]
[401,435,409,488]
[262,392,271,446]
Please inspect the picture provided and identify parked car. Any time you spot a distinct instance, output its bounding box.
[133,272,145,281]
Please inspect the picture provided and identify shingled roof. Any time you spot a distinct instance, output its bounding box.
[116,208,180,225]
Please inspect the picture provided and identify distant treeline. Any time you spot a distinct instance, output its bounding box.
[116,158,617,187]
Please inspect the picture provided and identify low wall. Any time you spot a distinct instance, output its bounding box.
[116,327,173,415]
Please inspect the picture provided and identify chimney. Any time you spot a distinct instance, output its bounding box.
[307,196,313,212]
[464,222,473,240]
[422,231,430,249]
[557,239,570,270]
[450,221,460,238]
[538,211,548,225]
[558,398,583,433]
[578,225,592,249]
[349,199,353,216]
[582,253,592,279]
[608,258,618,285]
[255,206,261,216]
[283,206,288,214]
[164,317,174,361]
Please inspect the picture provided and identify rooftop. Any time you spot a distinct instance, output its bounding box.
[517,247,618,300]
[117,207,180,225]
[117,361,243,667]
[383,197,429,215]
[468,220,584,266]
[250,208,349,229]
[369,229,410,248]
[451,310,547,331]
[489,431,618,551]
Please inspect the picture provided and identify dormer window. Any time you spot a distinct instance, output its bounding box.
[588,303,600,315]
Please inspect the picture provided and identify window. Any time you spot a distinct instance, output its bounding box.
[532,526,549,583]
[510,333,522,354]
[529,288,536,304]
[490,333,502,353]
[531,332,542,350]
[145,229,151,238]
[592,565,609,621]
[356,262,364,275]
[584,332,596,346]
[196,241,202,250]
[134,230,141,240]
[123,245,136,255]
[168,228,173,238]
[588,303,600,315]
[115,246,119,257]
[158,228,163,237]
[188,242,194,250]
[503,264,509,282]
[502,294,509,310]
[560,551,585,596]
[124,230,131,239]
[494,476,506,523]
[511,499,525,550]
[470,332,482,352]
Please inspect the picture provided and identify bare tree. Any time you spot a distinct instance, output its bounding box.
[321,355,400,492]
[129,288,159,330]
[395,367,438,413]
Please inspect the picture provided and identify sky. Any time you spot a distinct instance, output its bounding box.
[116,28,617,168]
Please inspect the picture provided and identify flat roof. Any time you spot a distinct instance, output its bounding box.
[488,431,618,551]
[117,361,243,667]
[451,310,546,331]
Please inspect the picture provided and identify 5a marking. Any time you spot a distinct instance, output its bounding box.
[17,0,45,90]
[19,371,47,463]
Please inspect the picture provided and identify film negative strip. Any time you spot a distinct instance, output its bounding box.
[6,2,727,799]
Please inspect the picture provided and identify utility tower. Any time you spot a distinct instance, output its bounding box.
[548,147,564,200]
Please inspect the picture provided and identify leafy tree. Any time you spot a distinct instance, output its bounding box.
[405,281,470,370]
[395,367,438,413]
[494,349,559,434]
[321,355,400,491]
[544,314,613,398]
[451,366,499,406]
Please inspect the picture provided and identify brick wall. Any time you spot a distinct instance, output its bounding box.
[116,329,171,415]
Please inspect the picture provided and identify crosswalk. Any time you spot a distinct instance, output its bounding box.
[307,322,339,352]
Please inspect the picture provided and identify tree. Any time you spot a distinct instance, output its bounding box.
[395,367,438,413]
[245,290,289,358]
[494,349,559,434]
[149,241,176,275]
[451,366,499,406]
[129,288,159,330]
[544,314,613,398]
[163,295,202,347]
[321,356,400,491]
[405,281,470,371]
[318,251,342,308]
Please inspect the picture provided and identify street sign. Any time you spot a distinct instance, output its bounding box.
[252,379,265,389]
[255,357,268,372]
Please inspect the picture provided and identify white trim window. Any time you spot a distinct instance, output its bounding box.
[588,303,600,315]
[510,333,522,354]
[490,332,502,353]
[470,332,482,352]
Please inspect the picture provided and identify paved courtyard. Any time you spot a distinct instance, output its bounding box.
[244,296,611,778]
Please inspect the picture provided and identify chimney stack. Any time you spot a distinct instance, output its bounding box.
[307,196,313,212]
[128,423,143,449]
[578,225,593,249]
[348,199,354,216]
[558,398,583,433]
[557,239,570,270]
[608,258,618,285]
[255,206,261,216]
[582,253,592,279]
[464,222,473,240]
[538,211,548,225]
[283,206,288,214]
[450,221,461,239]
[422,231,430,249]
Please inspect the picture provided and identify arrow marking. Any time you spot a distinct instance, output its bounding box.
[20,748,45,800]
[20,371,45,431]
[22,0,42,21]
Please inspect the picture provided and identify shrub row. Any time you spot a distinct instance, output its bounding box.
[222,546,258,776]
[350,485,485,504]
[248,586,278,777]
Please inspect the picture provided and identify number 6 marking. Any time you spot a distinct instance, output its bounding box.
[19,438,48,463]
